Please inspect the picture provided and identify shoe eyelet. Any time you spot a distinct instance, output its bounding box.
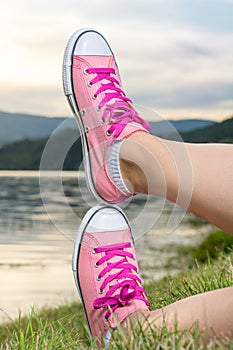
[106,130,112,136]
[94,262,99,268]
[91,248,96,254]
[81,109,86,116]
[87,82,92,88]
[132,255,136,261]
[85,126,89,133]
[83,68,89,75]
[98,288,104,294]
[92,94,97,100]
[104,316,108,322]
[96,106,101,112]
[101,119,105,124]
[96,275,102,281]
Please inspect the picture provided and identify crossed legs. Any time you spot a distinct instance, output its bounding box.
[120,132,233,340]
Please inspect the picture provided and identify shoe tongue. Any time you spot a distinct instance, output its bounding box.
[110,300,149,328]
[79,55,114,68]
[92,229,133,247]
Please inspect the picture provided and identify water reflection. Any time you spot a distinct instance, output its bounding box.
[0,171,210,323]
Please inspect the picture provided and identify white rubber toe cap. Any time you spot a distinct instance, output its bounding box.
[74,30,112,56]
[87,207,129,232]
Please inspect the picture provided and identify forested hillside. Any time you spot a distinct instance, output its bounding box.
[0,117,232,170]
[180,117,233,143]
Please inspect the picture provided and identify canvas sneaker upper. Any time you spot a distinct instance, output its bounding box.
[72,205,150,346]
[63,29,150,203]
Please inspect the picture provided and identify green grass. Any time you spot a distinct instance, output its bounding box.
[191,230,233,262]
[1,241,233,349]
[164,229,233,271]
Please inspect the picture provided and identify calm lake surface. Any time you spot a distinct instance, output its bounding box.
[0,171,211,323]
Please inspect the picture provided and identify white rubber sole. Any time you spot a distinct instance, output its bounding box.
[62,28,113,204]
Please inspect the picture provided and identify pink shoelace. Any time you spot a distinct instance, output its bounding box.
[86,67,151,139]
[92,242,150,321]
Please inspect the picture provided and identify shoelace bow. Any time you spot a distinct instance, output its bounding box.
[92,242,150,321]
[86,67,150,139]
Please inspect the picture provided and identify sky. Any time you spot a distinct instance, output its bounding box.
[0,0,233,121]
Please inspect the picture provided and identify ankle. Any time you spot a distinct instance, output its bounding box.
[119,132,154,194]
[119,133,181,201]
[120,158,148,194]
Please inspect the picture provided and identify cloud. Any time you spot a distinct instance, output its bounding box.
[116,26,233,100]
[0,0,232,121]
[0,83,71,117]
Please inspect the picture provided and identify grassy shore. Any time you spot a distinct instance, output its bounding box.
[1,231,233,349]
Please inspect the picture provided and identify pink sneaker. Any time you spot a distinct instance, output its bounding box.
[63,29,150,203]
[72,205,150,346]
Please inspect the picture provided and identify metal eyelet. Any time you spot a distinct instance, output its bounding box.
[96,275,102,281]
[81,109,86,116]
[87,82,92,88]
[92,94,97,100]
[91,248,96,254]
[83,68,89,75]
[96,106,101,112]
[85,126,89,133]
[132,255,136,261]
[98,288,104,294]
[106,130,112,136]
[101,119,105,124]
[104,316,108,322]
[94,262,99,268]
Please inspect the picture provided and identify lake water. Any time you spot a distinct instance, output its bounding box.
[0,171,212,323]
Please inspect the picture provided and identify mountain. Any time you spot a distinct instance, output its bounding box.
[0,110,216,146]
[180,117,233,143]
[0,116,231,170]
[0,129,81,170]
[150,119,217,140]
[0,111,77,146]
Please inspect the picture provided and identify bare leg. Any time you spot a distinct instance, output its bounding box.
[125,286,233,342]
[120,132,233,341]
[120,133,233,234]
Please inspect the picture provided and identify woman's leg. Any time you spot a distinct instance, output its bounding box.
[120,132,233,234]
[126,286,233,342]
[120,133,233,341]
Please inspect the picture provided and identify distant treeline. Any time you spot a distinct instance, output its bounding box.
[0,117,232,170]
[178,117,233,144]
